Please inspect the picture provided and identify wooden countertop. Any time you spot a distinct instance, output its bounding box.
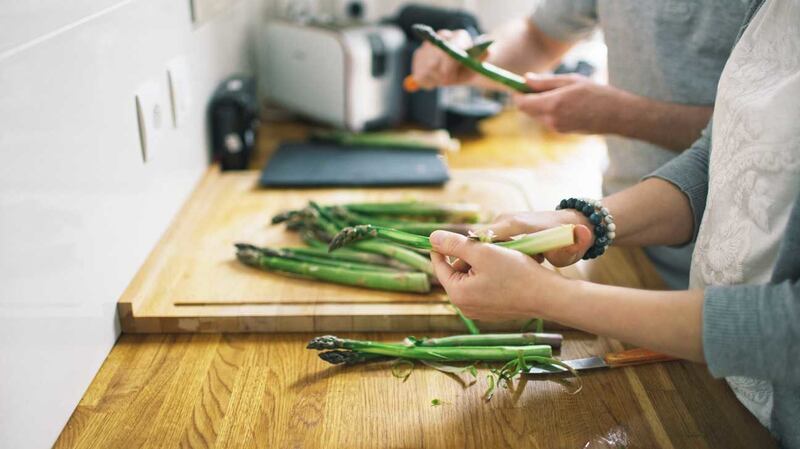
[54,111,776,448]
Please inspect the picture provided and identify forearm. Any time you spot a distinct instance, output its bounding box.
[601,178,694,247]
[610,92,713,152]
[470,18,571,90]
[539,279,705,362]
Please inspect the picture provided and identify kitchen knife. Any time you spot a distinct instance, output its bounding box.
[403,37,494,92]
[525,348,677,375]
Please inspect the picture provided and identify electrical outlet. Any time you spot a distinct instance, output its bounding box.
[134,79,168,163]
[167,56,192,128]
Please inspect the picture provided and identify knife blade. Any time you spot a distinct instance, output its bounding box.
[525,348,677,375]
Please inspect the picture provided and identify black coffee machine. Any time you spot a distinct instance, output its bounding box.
[209,75,259,170]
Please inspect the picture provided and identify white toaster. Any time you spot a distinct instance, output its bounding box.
[257,21,406,131]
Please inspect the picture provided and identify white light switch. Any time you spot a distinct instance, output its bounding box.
[134,79,168,163]
[167,56,192,128]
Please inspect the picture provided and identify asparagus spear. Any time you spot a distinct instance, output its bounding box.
[329,224,576,256]
[301,235,417,271]
[308,202,435,275]
[308,335,552,364]
[317,350,393,365]
[411,332,563,349]
[349,240,434,276]
[266,247,402,273]
[343,201,481,223]
[332,225,432,250]
[412,24,532,93]
[331,207,473,236]
[287,246,407,269]
[236,244,431,293]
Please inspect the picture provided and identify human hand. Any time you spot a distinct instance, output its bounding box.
[429,231,569,321]
[485,210,594,267]
[514,73,626,134]
[410,29,486,89]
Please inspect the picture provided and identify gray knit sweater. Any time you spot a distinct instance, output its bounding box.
[647,3,799,447]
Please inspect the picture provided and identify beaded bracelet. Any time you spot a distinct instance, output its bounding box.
[556,197,616,259]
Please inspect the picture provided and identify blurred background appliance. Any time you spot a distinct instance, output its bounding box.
[257,21,406,131]
[210,75,260,170]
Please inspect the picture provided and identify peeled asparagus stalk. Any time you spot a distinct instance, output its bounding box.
[413,332,563,349]
[329,224,576,256]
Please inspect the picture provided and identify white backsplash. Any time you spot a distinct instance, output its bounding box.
[0,1,260,447]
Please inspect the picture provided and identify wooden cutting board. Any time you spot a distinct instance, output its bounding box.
[118,167,555,333]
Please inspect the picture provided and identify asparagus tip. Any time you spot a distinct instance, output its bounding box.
[328,225,377,252]
[235,243,285,267]
[307,335,343,350]
[318,350,365,365]
[235,243,262,267]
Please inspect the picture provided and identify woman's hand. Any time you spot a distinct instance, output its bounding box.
[486,210,595,267]
[514,73,627,134]
[411,29,485,89]
[429,230,570,321]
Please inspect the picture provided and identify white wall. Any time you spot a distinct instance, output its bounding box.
[0,1,261,447]
[269,0,539,30]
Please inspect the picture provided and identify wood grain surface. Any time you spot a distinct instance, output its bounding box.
[117,168,555,333]
[54,110,777,447]
[53,331,776,449]
[118,110,611,334]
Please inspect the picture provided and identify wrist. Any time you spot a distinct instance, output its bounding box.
[558,208,593,229]
[531,273,583,321]
[557,197,616,259]
[606,89,644,138]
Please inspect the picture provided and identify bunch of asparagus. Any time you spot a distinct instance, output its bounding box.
[307,332,578,398]
[307,332,563,365]
[236,201,485,293]
[236,200,575,294]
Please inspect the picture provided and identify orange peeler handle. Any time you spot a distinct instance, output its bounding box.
[604,348,677,368]
[403,75,420,92]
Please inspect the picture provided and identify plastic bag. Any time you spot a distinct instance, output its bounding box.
[582,426,630,449]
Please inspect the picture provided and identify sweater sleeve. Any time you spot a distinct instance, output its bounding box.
[704,280,800,386]
[530,0,598,43]
[644,120,713,242]
[704,189,800,386]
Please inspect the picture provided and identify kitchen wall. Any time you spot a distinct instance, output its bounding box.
[268,0,540,30]
[0,1,261,447]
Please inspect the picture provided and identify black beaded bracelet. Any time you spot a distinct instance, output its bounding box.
[556,197,615,259]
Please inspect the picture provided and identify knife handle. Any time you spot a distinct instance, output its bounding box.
[604,348,677,368]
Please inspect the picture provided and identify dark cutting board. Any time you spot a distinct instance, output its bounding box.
[259,142,450,187]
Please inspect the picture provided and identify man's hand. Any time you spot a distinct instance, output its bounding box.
[513,73,627,134]
[411,29,485,89]
[429,231,570,321]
